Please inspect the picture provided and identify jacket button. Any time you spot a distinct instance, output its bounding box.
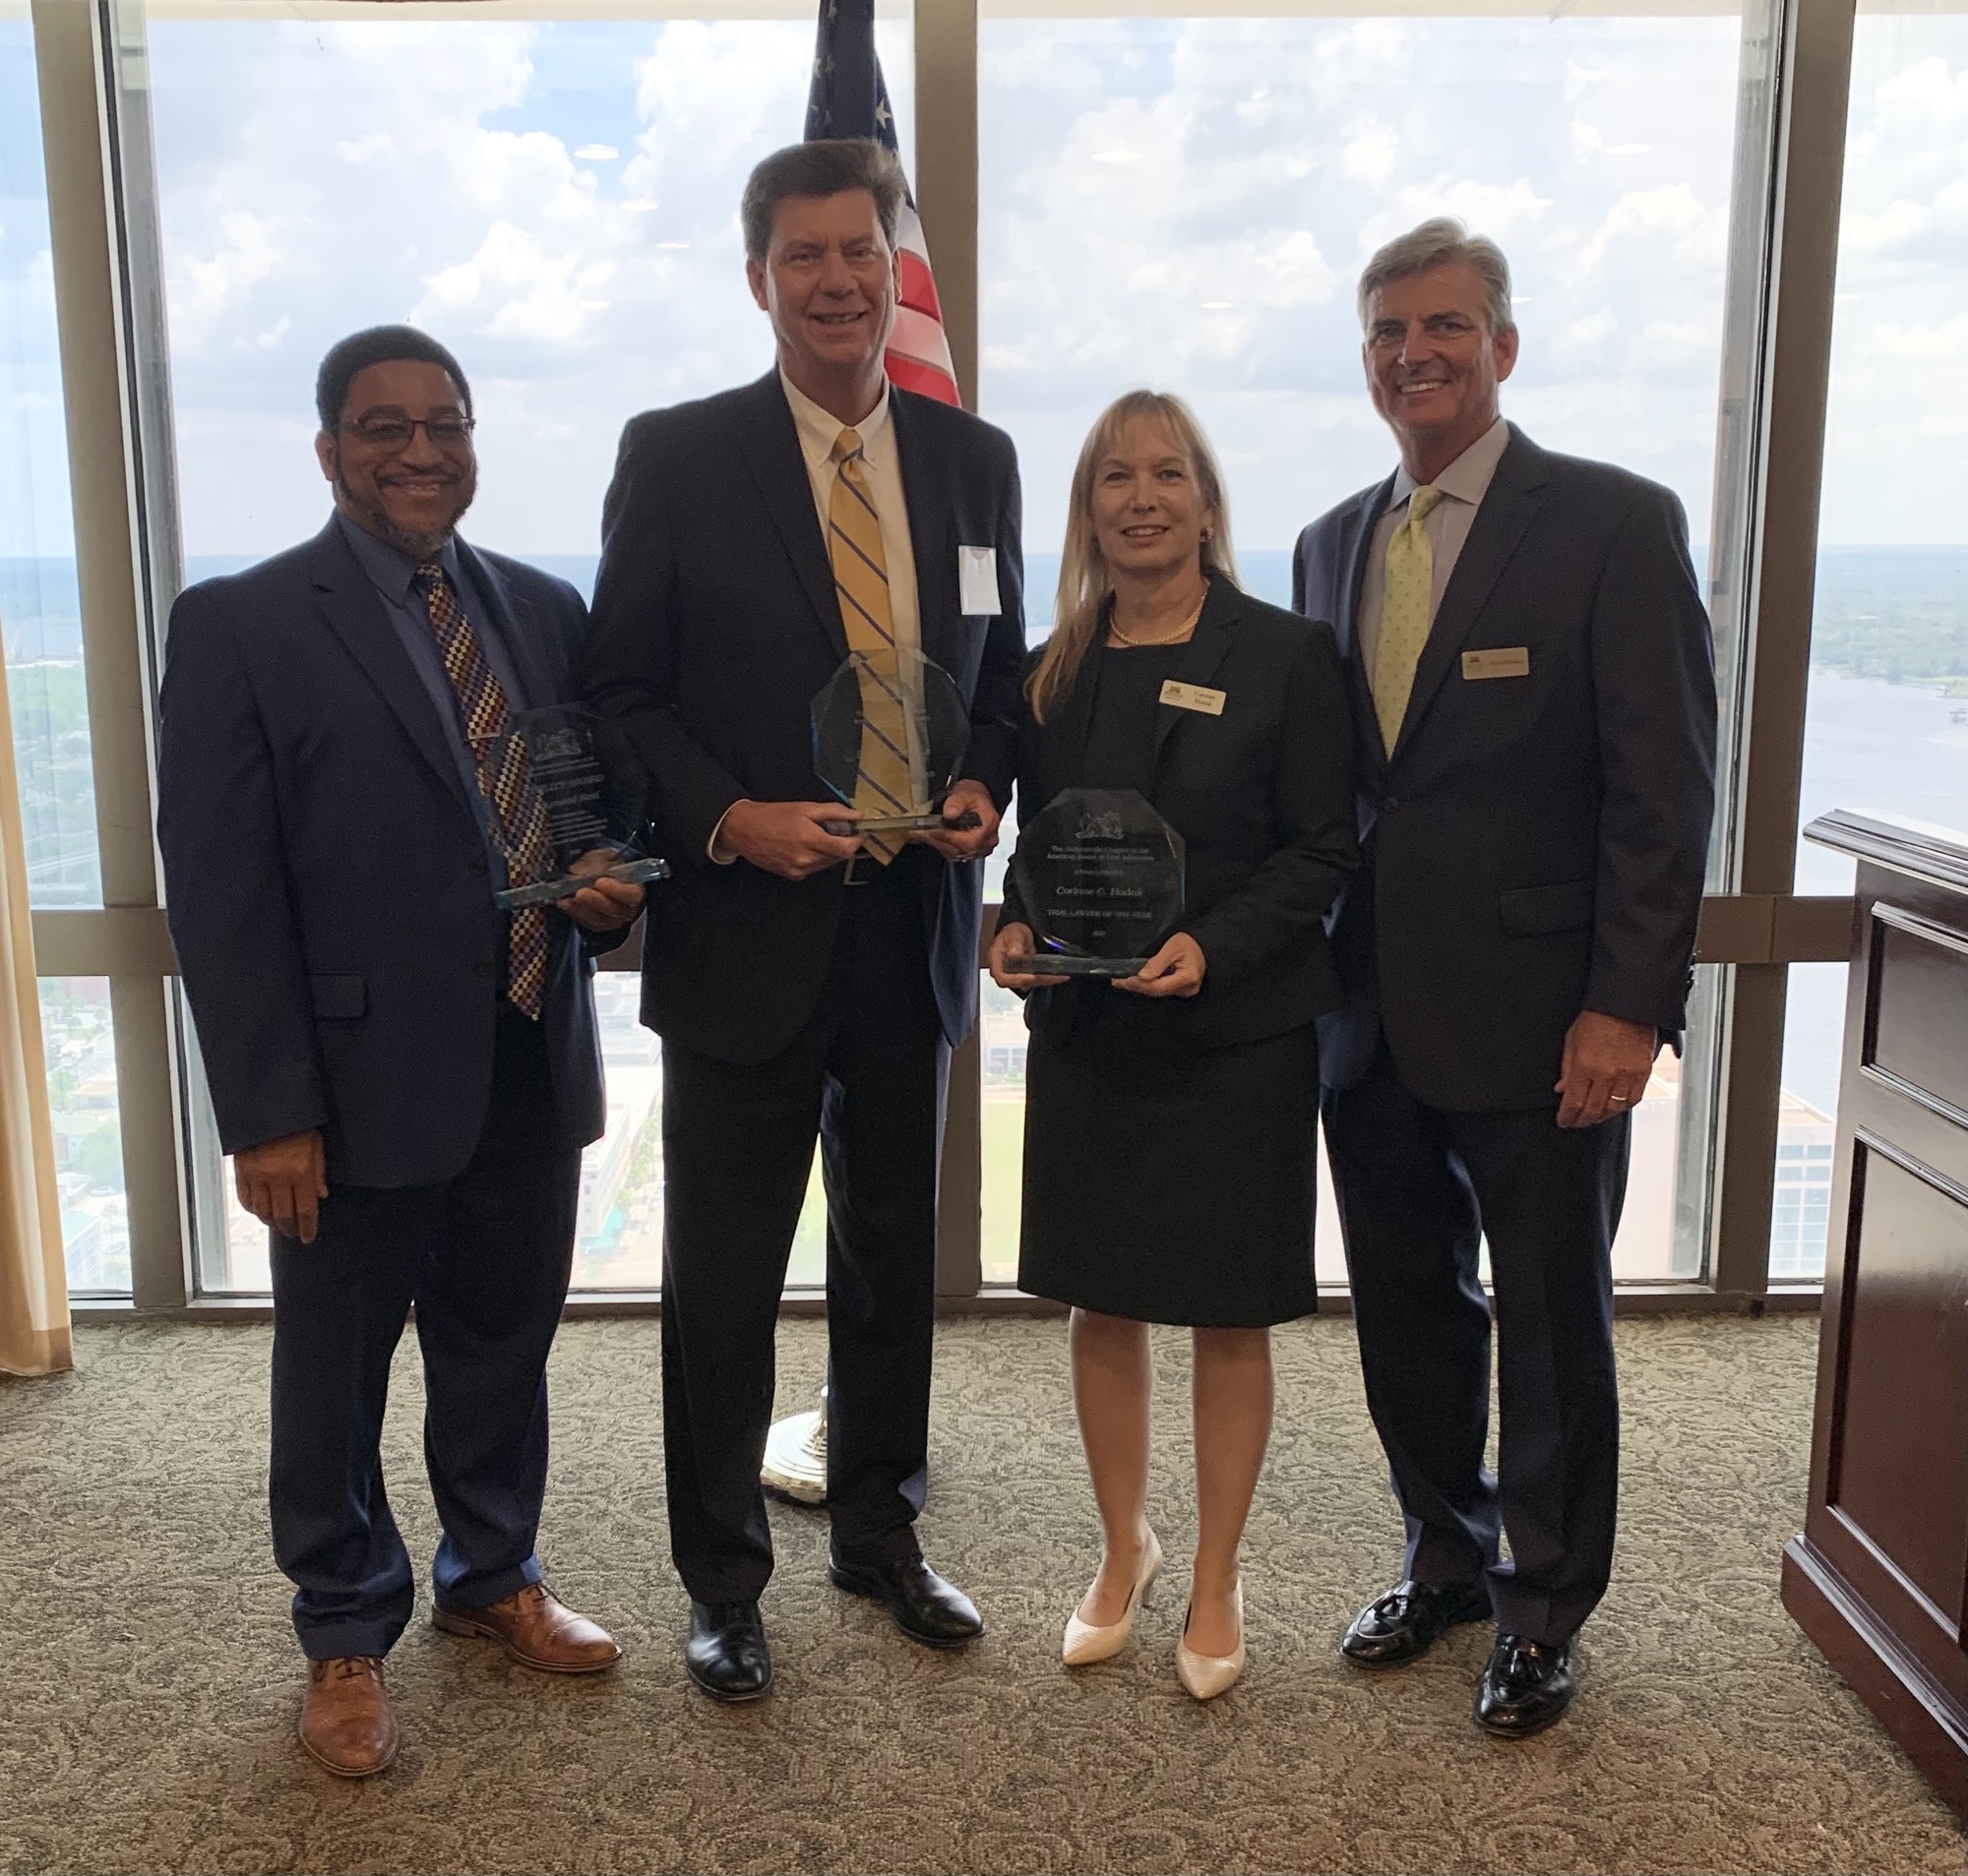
[1383,797,1400,813]
[469,857,488,877]
[473,959,494,979]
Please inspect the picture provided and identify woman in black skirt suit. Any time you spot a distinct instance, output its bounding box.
[987,391,1357,1699]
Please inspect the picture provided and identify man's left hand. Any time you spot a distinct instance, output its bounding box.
[559,851,646,935]
[1556,1010,1659,1128]
[913,779,1002,862]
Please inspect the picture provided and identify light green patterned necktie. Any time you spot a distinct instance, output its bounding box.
[1372,484,1445,753]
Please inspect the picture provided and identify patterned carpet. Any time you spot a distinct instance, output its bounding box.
[0,1313,1959,1876]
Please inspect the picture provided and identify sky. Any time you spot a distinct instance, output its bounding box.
[1,5,1963,566]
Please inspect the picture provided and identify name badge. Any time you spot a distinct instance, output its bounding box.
[957,545,1001,615]
[1159,680,1226,716]
[1462,646,1531,681]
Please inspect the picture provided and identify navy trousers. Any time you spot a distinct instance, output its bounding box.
[657,858,948,1604]
[268,1008,581,1660]
[1322,1040,1629,1645]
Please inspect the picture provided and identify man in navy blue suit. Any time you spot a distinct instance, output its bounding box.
[1294,222,1715,1736]
[156,328,642,1779]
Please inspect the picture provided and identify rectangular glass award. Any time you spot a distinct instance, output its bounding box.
[482,706,670,911]
[1005,788,1186,977]
[812,645,982,834]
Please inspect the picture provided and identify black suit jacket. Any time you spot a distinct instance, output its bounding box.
[1292,424,1717,1112]
[584,371,1025,1063]
[1001,577,1359,1060]
[156,521,606,1186]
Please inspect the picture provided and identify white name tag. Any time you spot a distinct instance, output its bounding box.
[1159,680,1226,716]
[957,545,1000,615]
[1462,646,1531,680]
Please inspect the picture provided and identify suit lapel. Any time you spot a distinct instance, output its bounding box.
[307,521,469,813]
[1148,580,1237,780]
[1391,427,1549,763]
[733,372,847,665]
[1340,476,1396,773]
[891,390,956,678]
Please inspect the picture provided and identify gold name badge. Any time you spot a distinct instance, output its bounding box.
[1461,646,1531,681]
[1159,680,1226,715]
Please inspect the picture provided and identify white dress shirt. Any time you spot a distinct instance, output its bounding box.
[709,371,926,862]
[1357,415,1511,683]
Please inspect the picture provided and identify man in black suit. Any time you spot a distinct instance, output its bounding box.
[157,329,640,1778]
[584,139,1024,1699]
[1293,220,1716,1735]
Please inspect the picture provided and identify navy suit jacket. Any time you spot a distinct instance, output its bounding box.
[156,519,606,1187]
[584,371,1026,1064]
[1292,425,1717,1112]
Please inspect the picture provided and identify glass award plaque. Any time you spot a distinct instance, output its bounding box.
[812,646,982,834]
[482,705,670,911]
[1005,788,1186,977]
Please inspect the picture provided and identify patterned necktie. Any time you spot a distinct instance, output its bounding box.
[415,562,551,1019]
[1372,484,1446,754]
[828,427,912,864]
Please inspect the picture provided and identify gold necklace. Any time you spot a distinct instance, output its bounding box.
[1109,590,1207,647]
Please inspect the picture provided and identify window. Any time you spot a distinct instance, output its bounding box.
[979,0,1771,1285]
[1774,4,1968,1280]
[133,1,910,1293]
[37,978,131,1296]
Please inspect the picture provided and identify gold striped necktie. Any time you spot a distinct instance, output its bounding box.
[415,562,551,1018]
[1372,484,1445,755]
[828,427,911,863]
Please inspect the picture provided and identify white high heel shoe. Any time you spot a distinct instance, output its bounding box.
[1176,1581,1245,1700]
[1062,1530,1162,1666]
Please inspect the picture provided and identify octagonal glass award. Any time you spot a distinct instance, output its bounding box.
[812,646,982,835]
[483,705,670,911]
[1005,788,1186,977]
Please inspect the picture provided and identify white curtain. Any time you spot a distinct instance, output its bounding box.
[0,642,73,1376]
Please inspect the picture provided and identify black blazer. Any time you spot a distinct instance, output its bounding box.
[584,371,1026,1064]
[1292,424,1717,1112]
[156,521,605,1186]
[1000,577,1359,1059]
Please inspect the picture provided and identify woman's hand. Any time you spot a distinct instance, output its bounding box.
[1114,933,1206,999]
[988,922,1069,991]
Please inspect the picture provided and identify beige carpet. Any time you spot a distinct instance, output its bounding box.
[0,1314,1959,1876]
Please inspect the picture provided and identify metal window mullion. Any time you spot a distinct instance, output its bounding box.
[1708,0,1858,1298]
[914,0,979,411]
[31,0,187,1309]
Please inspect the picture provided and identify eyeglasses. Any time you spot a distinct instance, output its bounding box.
[338,415,476,450]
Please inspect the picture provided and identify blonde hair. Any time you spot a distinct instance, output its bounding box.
[1026,390,1239,724]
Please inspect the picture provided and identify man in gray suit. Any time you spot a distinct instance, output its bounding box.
[1293,219,1716,1735]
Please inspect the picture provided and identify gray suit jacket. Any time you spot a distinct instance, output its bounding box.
[1292,424,1717,1111]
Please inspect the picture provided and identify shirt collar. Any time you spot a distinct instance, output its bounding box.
[335,508,462,603]
[779,366,892,468]
[1389,415,1511,511]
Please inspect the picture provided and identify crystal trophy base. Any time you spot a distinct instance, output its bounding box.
[497,854,670,912]
[1003,953,1150,978]
[822,810,983,837]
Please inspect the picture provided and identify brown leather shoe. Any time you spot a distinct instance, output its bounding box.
[300,1656,398,1779]
[432,1582,623,1673]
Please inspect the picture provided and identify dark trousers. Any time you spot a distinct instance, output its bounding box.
[659,861,948,1604]
[269,1008,580,1660]
[1322,1040,1629,1645]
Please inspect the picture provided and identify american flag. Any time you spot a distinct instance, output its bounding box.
[804,0,961,406]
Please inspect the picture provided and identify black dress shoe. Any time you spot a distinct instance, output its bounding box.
[684,1600,773,1702]
[1340,1577,1491,1667]
[829,1555,984,1648]
[1474,1633,1575,1736]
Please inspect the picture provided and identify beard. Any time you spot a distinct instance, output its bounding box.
[333,469,475,561]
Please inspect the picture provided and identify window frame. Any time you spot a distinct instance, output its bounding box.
[23,0,1858,1317]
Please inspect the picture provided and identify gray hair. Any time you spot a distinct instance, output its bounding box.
[1357,217,1514,334]
[740,139,906,263]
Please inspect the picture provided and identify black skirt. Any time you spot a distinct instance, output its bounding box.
[1016,1021,1322,1328]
